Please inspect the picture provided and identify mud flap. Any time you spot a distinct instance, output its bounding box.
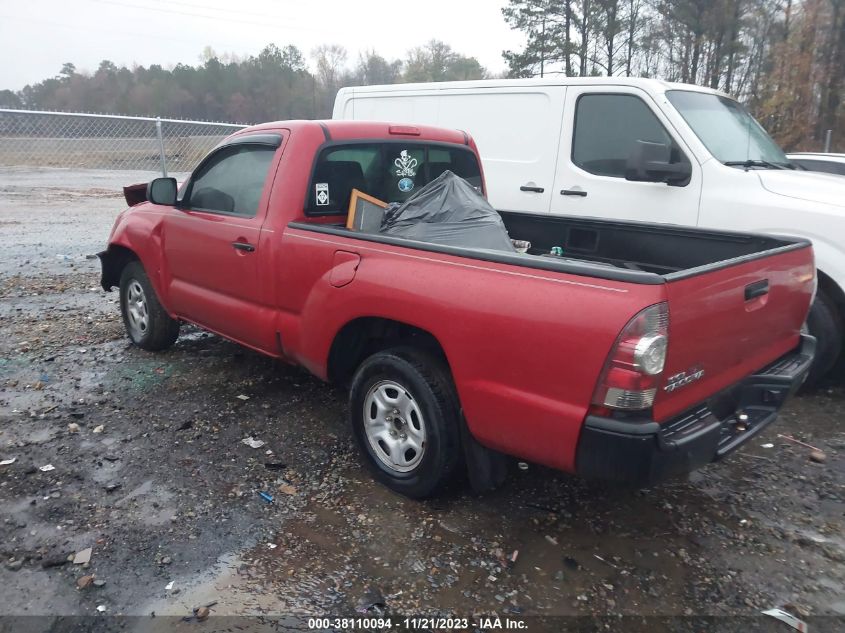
[460,416,509,494]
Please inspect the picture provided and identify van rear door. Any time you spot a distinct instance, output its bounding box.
[335,85,566,215]
[434,86,565,214]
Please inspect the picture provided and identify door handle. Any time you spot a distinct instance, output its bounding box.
[745,279,769,301]
[561,189,588,197]
[232,241,255,252]
[520,185,545,193]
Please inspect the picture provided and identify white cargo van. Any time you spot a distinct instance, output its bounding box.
[334,78,845,383]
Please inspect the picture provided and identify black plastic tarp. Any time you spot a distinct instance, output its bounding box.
[379,170,515,252]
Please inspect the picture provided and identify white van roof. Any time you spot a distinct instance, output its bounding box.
[336,77,733,100]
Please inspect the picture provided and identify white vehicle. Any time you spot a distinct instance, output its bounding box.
[787,152,845,177]
[334,78,845,383]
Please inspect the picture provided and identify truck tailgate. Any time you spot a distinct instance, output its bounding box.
[653,244,814,422]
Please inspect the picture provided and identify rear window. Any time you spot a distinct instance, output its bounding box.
[306,142,482,214]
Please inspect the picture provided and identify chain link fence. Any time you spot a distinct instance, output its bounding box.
[0,109,248,175]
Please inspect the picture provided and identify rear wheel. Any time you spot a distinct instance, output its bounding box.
[119,260,180,351]
[349,347,461,498]
[805,291,843,387]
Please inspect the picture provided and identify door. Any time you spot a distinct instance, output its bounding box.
[163,138,280,349]
[551,87,701,225]
[432,87,566,214]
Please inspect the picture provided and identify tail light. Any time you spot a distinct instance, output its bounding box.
[592,303,669,411]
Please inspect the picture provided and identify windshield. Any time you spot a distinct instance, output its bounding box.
[666,90,790,167]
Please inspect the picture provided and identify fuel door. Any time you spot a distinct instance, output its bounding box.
[329,250,361,288]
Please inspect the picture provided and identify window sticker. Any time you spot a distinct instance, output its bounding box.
[398,177,415,193]
[394,150,418,178]
[315,183,329,206]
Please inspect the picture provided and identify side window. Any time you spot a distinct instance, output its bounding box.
[306,143,482,214]
[186,145,276,217]
[573,94,674,178]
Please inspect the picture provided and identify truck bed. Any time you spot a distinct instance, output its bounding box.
[292,211,809,284]
[498,211,806,279]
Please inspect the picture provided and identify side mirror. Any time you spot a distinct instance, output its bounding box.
[146,177,178,205]
[625,140,692,186]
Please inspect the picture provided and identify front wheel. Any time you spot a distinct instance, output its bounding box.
[804,291,843,387]
[349,347,461,498]
[119,260,180,351]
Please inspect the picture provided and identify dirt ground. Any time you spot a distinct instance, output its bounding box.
[0,167,843,632]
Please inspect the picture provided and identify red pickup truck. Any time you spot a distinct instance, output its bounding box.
[99,120,816,498]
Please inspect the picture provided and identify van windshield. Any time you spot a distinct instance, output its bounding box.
[666,90,794,169]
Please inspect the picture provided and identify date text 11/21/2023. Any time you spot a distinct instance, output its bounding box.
[306,617,527,629]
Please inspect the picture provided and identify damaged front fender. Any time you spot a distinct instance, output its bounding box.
[97,245,137,291]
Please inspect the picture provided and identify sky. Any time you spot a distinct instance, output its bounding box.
[0,0,526,91]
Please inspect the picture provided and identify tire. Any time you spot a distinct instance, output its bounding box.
[349,347,462,498]
[119,260,180,351]
[805,291,843,387]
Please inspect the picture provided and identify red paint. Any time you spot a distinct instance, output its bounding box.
[104,120,815,474]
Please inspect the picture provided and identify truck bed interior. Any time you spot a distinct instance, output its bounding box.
[295,209,805,285]
[498,211,797,277]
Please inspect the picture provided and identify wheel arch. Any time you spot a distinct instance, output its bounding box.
[817,268,845,324]
[98,244,139,291]
[327,317,452,387]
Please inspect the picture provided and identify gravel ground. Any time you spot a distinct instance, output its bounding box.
[0,167,843,632]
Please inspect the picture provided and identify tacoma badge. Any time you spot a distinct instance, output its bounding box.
[664,367,705,392]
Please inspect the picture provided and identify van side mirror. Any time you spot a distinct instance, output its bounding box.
[146,177,178,205]
[625,140,692,186]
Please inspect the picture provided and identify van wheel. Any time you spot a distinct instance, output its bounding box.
[119,261,180,351]
[349,347,461,498]
[805,292,842,387]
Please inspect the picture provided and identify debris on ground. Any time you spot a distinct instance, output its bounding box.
[41,555,70,569]
[277,483,297,496]
[236,394,250,401]
[77,575,95,589]
[183,601,217,622]
[39,464,55,472]
[242,437,265,449]
[778,434,822,452]
[257,491,274,503]
[593,554,619,569]
[6,559,23,572]
[809,449,828,463]
[0,458,16,466]
[356,586,386,613]
[93,425,104,433]
[761,607,808,632]
[67,423,80,433]
[73,548,92,565]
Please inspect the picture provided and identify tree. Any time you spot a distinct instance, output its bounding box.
[403,40,486,82]
[353,50,402,85]
[0,89,22,107]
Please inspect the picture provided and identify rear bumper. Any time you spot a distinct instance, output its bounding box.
[575,334,815,485]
